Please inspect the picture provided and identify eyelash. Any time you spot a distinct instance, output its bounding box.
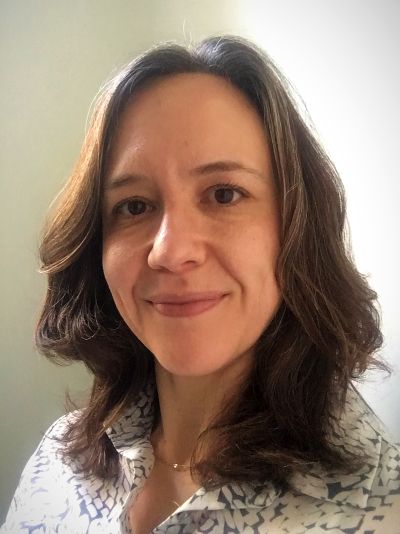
[111,182,247,218]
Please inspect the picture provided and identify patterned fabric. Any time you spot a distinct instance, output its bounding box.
[1,382,400,533]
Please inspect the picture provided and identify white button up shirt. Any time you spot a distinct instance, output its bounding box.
[2,383,400,533]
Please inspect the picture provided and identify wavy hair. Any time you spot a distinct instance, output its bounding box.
[36,35,388,491]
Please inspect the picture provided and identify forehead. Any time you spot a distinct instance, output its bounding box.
[106,73,270,176]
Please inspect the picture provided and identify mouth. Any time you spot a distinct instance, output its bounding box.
[147,293,227,318]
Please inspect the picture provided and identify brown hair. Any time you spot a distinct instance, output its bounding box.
[36,35,389,491]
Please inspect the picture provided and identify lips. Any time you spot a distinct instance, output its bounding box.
[147,292,226,317]
[149,291,226,304]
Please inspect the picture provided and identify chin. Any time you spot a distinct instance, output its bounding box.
[153,347,252,379]
[155,358,219,377]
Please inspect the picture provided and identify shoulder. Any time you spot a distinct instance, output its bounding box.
[23,408,83,468]
[354,388,400,528]
[0,410,84,533]
[45,409,82,440]
[344,385,400,500]
[24,409,84,466]
[285,385,400,532]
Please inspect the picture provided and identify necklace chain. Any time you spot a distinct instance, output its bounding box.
[154,454,191,471]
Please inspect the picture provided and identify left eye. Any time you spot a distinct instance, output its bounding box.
[209,185,244,205]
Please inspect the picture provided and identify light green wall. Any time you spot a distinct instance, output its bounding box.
[0,0,248,519]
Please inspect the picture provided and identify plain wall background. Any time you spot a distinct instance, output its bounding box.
[1,0,399,521]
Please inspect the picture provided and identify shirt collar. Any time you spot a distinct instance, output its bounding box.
[105,379,156,459]
[105,380,383,510]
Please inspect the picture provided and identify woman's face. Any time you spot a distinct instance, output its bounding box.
[102,73,281,377]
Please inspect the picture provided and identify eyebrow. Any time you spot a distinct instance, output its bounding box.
[104,160,266,191]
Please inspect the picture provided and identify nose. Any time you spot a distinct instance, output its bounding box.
[147,204,206,272]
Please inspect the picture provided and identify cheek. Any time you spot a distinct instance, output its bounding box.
[237,223,281,306]
[229,219,280,275]
[102,239,141,297]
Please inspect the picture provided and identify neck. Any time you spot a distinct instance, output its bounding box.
[151,355,252,466]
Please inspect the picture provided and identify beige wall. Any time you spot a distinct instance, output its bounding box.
[1,0,399,521]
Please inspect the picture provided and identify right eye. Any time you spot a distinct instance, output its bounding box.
[113,198,153,217]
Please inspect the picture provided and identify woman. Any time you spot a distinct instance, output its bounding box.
[2,35,399,533]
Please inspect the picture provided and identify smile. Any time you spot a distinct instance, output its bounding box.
[149,295,226,317]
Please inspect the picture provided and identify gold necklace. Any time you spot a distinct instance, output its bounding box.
[155,454,191,472]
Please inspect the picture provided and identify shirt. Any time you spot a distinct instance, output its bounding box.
[1,382,400,533]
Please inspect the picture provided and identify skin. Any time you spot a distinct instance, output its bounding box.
[102,73,282,473]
